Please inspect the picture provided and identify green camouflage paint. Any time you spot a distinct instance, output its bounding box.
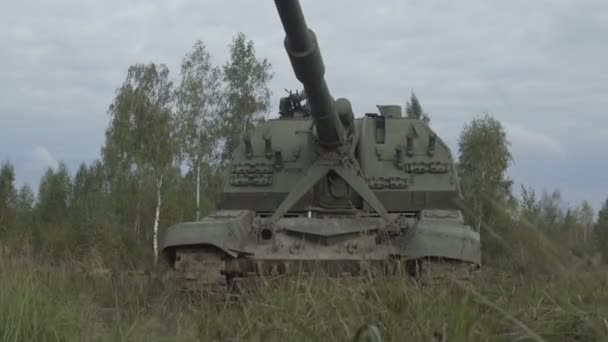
[162,0,481,288]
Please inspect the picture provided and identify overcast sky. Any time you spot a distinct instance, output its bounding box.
[1,0,606,211]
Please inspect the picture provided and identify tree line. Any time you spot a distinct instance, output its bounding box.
[0,36,606,269]
[0,33,272,264]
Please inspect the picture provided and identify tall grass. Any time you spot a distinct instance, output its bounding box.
[0,219,607,341]
[0,255,606,341]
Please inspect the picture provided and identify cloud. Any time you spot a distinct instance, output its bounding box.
[0,0,606,209]
[27,146,59,172]
[503,122,566,159]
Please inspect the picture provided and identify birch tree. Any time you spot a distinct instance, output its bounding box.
[0,162,17,234]
[519,185,541,223]
[37,163,72,226]
[220,32,273,165]
[595,198,608,262]
[103,63,176,261]
[15,183,35,231]
[577,200,594,242]
[539,189,564,229]
[457,113,513,230]
[148,92,178,262]
[176,40,223,220]
[405,91,430,124]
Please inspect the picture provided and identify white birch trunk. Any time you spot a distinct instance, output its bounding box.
[134,173,144,238]
[196,159,201,221]
[153,174,164,263]
[583,225,588,242]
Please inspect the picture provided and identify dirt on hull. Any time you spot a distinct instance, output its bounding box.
[172,246,480,294]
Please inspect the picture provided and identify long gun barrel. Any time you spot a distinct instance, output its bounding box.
[274,0,345,149]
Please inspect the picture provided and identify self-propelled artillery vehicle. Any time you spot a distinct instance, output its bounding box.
[161,0,481,289]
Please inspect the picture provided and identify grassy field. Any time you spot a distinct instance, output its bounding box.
[1,246,607,342]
